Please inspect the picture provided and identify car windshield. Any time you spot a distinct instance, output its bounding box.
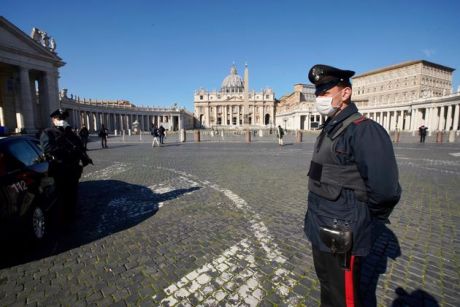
[6,140,41,167]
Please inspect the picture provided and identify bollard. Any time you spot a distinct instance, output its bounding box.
[245,129,251,143]
[448,130,455,143]
[296,130,303,143]
[393,130,400,143]
[114,129,118,136]
[194,130,201,142]
[180,129,186,142]
[436,131,443,143]
[128,129,132,136]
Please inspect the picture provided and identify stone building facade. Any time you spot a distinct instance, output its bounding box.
[277,60,460,133]
[353,60,454,107]
[194,65,276,129]
[0,16,63,134]
[275,83,320,130]
[352,60,459,133]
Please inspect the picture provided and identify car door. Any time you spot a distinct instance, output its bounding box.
[0,138,46,220]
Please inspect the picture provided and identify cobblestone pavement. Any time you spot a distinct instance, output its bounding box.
[1,136,459,306]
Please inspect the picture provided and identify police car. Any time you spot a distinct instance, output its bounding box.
[0,135,57,241]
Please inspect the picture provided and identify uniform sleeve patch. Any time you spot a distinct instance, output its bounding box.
[353,115,367,125]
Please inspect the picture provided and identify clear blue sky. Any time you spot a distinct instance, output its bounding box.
[3,0,460,111]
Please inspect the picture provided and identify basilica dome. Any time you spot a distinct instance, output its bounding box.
[221,65,244,92]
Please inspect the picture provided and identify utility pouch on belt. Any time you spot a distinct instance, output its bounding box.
[319,226,353,269]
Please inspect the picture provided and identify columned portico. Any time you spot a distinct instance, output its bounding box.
[0,17,64,134]
[60,92,194,133]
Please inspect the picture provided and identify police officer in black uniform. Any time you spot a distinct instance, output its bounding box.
[41,109,92,222]
[304,64,401,306]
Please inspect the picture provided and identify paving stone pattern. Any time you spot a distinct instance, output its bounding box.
[0,136,459,306]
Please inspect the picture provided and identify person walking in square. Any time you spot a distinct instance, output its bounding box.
[159,125,166,144]
[304,64,401,306]
[98,124,108,148]
[277,125,284,146]
[78,124,89,150]
[151,124,160,147]
[419,125,428,143]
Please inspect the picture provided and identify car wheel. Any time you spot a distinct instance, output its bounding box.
[30,205,46,240]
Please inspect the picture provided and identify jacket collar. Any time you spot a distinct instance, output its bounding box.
[323,102,359,135]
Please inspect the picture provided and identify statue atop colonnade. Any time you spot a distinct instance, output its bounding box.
[31,27,57,52]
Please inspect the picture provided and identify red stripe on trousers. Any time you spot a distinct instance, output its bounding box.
[345,255,355,307]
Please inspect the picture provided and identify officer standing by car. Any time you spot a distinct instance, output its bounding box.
[40,109,92,222]
[304,64,401,306]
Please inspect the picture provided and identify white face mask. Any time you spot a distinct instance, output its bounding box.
[315,90,343,117]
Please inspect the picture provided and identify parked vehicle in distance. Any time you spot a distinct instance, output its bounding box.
[0,135,57,242]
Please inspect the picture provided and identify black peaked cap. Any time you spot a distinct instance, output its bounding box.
[50,108,69,119]
[308,64,355,95]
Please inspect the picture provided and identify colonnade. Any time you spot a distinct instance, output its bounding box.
[69,110,175,132]
[0,64,61,134]
[276,93,460,133]
[361,94,460,133]
[60,95,192,134]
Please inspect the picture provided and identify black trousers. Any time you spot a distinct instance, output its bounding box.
[313,247,361,307]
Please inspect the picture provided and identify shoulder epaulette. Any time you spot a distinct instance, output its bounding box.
[353,115,368,125]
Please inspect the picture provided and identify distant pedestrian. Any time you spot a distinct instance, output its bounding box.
[419,125,428,143]
[79,125,89,150]
[151,124,160,147]
[98,124,108,148]
[277,125,284,146]
[159,125,166,144]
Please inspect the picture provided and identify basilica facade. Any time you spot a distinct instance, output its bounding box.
[194,65,276,129]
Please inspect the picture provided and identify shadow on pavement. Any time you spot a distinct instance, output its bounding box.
[0,179,200,269]
[359,223,439,306]
[391,287,439,306]
[360,222,401,306]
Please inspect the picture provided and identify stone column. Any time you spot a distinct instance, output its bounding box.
[18,66,35,132]
[93,112,98,131]
[410,109,417,132]
[403,111,409,131]
[428,107,435,132]
[446,105,453,131]
[389,111,395,130]
[438,106,445,131]
[453,104,459,131]
[206,104,210,128]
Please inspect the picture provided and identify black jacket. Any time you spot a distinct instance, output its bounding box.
[40,125,91,177]
[304,103,401,256]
